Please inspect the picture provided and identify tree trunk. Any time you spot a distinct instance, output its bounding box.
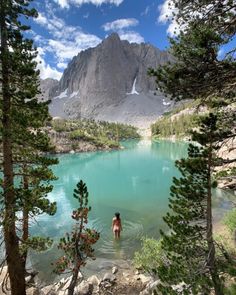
[67,266,80,295]
[1,2,26,294]
[206,145,223,295]
[22,175,29,271]
[68,227,83,295]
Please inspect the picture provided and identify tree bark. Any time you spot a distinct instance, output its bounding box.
[68,222,84,295]
[22,175,29,271]
[1,2,26,294]
[67,265,80,295]
[206,144,223,295]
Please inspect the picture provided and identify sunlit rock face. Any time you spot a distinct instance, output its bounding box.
[41,33,174,126]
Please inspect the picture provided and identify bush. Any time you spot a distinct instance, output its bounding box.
[224,209,236,235]
[224,284,236,295]
[133,238,166,275]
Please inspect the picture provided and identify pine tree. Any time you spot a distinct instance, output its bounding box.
[0,1,58,294]
[156,113,235,295]
[149,4,235,291]
[54,180,100,295]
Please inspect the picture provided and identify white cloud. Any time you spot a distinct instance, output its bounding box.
[158,0,212,36]
[57,62,68,69]
[158,0,180,37]
[57,0,70,8]
[102,18,139,31]
[36,51,63,80]
[54,0,123,9]
[33,10,102,79]
[158,0,175,23]
[119,31,144,44]
[35,13,48,26]
[102,18,144,44]
[47,32,101,61]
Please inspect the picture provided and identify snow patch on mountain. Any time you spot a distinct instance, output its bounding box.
[70,90,80,98]
[54,88,68,99]
[127,78,139,95]
[162,98,171,106]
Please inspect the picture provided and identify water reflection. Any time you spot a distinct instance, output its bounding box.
[29,140,234,280]
[112,239,124,259]
[151,140,189,161]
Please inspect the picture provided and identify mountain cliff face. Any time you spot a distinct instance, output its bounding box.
[44,33,174,127]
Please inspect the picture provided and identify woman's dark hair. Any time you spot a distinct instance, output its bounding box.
[115,212,120,219]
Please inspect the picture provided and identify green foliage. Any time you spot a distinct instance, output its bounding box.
[52,118,139,149]
[214,233,236,259]
[151,113,199,138]
[150,0,236,100]
[54,181,99,275]
[157,144,211,294]
[20,237,53,254]
[0,1,58,291]
[224,284,236,295]
[224,209,236,235]
[152,113,236,295]
[133,238,167,275]
[149,1,236,293]
[215,167,236,181]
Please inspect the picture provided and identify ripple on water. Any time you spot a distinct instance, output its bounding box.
[96,219,144,259]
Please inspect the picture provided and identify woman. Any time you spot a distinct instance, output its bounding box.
[112,212,122,239]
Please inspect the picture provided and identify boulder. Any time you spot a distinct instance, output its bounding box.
[0,266,10,294]
[87,275,100,286]
[41,285,56,295]
[139,280,160,295]
[135,274,152,285]
[25,276,32,284]
[112,266,118,274]
[26,287,45,295]
[102,273,116,283]
[59,276,72,291]
[75,281,93,295]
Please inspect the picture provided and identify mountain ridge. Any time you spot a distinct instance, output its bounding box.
[40,33,174,127]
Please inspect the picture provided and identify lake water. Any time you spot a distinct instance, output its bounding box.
[29,140,234,281]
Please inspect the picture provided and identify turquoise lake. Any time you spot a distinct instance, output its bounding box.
[29,140,234,280]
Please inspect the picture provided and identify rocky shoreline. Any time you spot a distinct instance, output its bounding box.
[47,128,120,154]
[0,261,159,295]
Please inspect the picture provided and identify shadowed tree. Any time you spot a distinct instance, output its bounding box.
[156,113,236,295]
[148,3,236,293]
[0,1,58,294]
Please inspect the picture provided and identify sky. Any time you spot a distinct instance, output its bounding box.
[27,0,176,80]
[27,0,236,81]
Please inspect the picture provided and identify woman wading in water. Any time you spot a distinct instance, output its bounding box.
[112,212,122,239]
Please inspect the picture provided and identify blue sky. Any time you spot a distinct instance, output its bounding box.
[27,0,235,80]
[28,0,174,80]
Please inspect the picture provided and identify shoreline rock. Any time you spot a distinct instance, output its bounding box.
[27,262,151,295]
